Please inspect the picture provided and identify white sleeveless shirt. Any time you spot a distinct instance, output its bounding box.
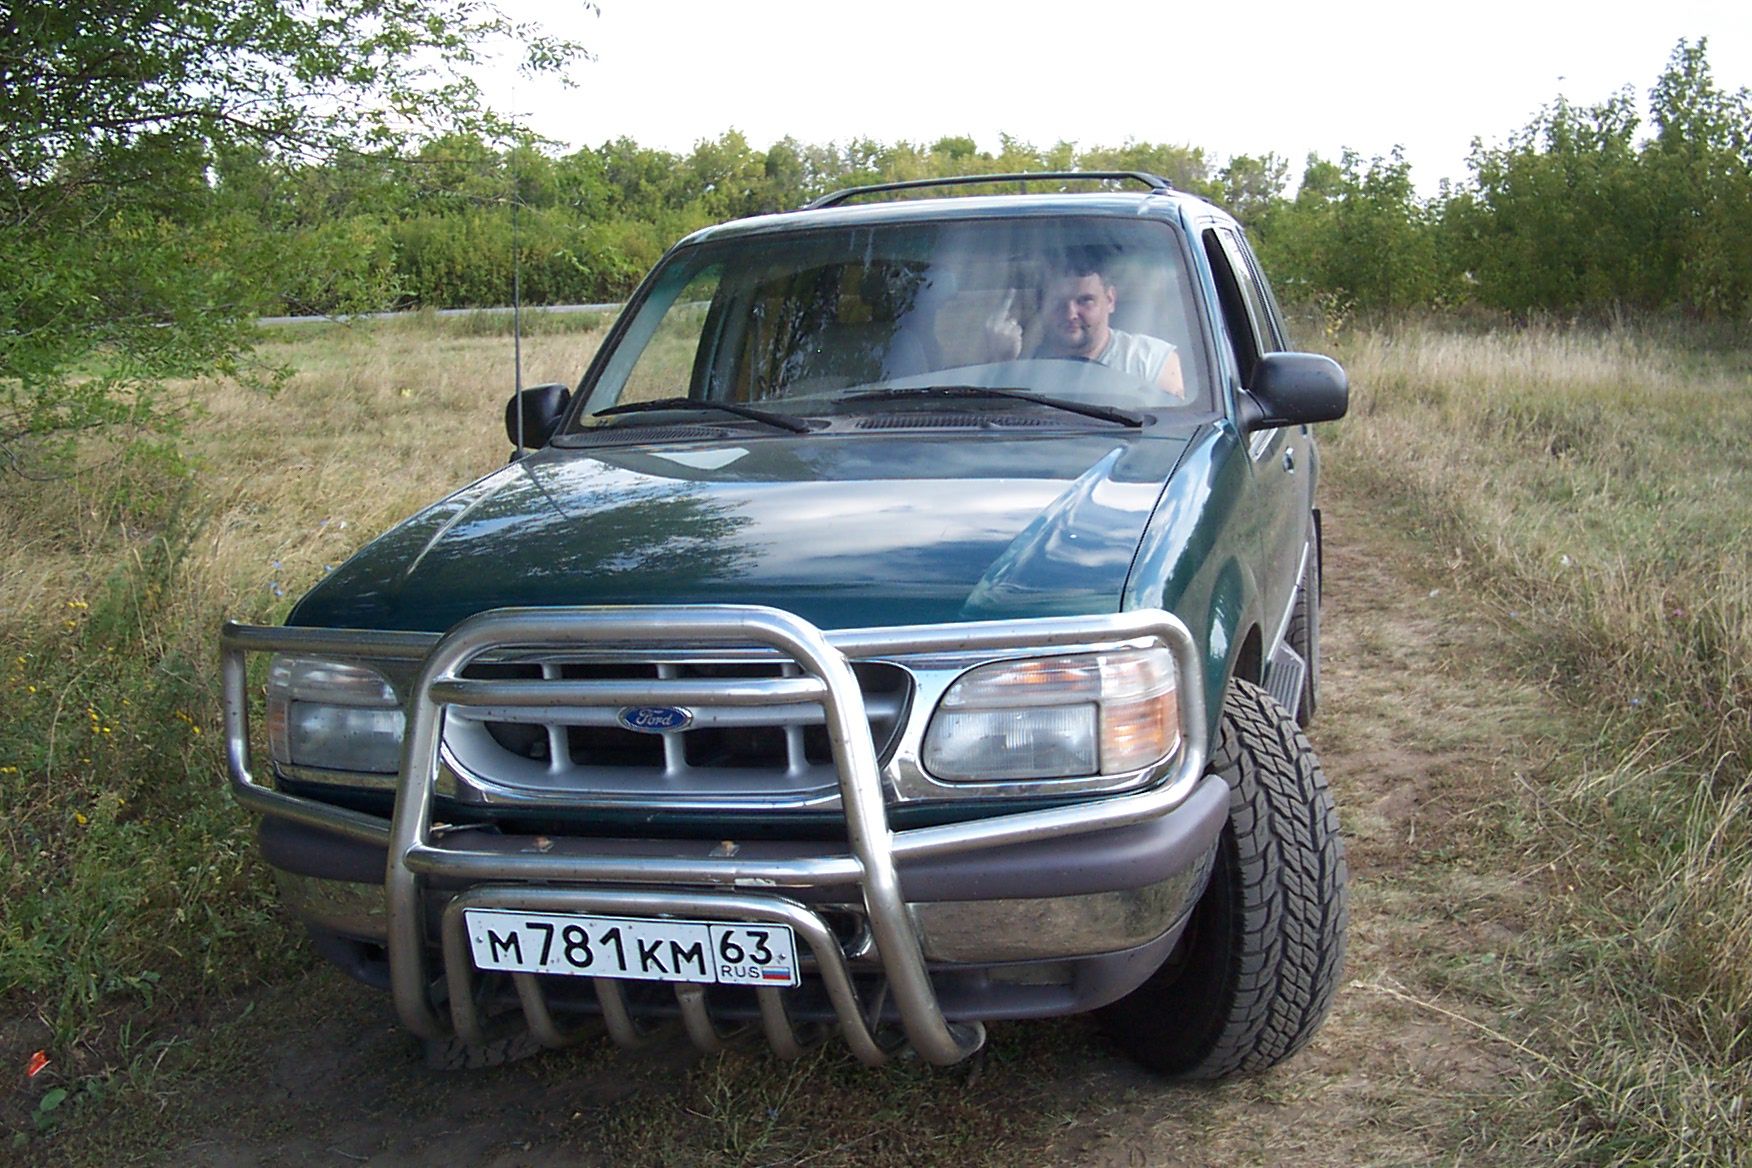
[1095,329,1176,381]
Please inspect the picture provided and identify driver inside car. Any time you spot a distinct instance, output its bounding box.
[1033,256,1187,401]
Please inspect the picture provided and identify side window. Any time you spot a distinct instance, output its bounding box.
[1217,228,1283,356]
[1232,233,1292,350]
[1202,228,1261,388]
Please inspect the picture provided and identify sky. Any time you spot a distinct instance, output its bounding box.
[495,0,1750,195]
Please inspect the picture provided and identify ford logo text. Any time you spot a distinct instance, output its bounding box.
[616,705,694,733]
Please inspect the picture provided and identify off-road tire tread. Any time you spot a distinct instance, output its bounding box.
[1199,680,1346,1076]
[1102,679,1347,1078]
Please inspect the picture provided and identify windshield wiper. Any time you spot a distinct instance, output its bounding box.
[593,397,813,435]
[842,385,1143,428]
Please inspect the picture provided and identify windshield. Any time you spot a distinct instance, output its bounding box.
[569,216,1210,430]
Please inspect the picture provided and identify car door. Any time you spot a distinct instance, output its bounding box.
[1201,225,1308,649]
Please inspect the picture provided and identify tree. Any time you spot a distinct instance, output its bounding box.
[0,0,585,453]
[1459,89,1652,314]
[1076,141,1211,196]
[1217,152,1290,227]
[1645,39,1752,317]
[1433,39,1749,320]
[1255,150,1443,314]
[684,130,768,220]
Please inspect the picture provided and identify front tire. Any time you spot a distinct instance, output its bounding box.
[1100,680,1347,1078]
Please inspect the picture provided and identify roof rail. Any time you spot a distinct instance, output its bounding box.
[803,171,1174,210]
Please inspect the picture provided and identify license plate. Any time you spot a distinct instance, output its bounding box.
[463,909,800,987]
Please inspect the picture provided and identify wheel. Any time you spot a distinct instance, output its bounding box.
[1099,679,1347,1078]
[1285,519,1321,726]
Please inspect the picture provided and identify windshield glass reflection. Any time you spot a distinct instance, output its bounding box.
[570,216,1208,431]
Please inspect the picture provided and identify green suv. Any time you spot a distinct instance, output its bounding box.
[221,172,1349,1077]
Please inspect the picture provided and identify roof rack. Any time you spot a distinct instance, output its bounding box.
[803,171,1174,210]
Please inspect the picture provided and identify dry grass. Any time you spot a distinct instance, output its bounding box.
[6,313,1748,1164]
[0,317,605,1128]
[2,318,604,629]
[1327,318,1752,1166]
[198,319,604,612]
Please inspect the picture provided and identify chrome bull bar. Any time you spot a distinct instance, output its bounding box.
[440,886,885,1064]
[220,605,1209,1066]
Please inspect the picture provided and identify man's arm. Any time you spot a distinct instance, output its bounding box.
[1155,349,1188,401]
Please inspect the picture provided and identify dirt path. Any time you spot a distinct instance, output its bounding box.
[1045,485,1544,1166]
[56,482,1546,1167]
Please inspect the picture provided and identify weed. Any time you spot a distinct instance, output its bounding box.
[1328,316,1752,1165]
[0,318,601,1118]
[5,312,1748,1165]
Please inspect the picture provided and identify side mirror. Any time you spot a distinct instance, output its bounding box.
[1239,353,1349,432]
[505,382,572,450]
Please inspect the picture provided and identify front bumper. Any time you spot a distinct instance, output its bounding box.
[222,605,1216,1066]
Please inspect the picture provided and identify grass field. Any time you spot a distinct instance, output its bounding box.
[1,312,1747,1163]
[1326,320,1752,1166]
[0,312,609,1124]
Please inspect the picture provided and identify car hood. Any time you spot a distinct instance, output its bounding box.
[288,429,1194,633]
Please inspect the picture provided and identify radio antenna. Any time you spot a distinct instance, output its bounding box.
[511,88,526,451]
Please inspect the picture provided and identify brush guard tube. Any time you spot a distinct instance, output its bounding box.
[221,605,1208,1067]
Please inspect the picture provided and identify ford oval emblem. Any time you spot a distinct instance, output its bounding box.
[616,705,694,733]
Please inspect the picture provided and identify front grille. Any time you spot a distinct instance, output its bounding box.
[442,657,912,804]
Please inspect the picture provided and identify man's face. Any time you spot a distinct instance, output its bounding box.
[1043,273,1116,358]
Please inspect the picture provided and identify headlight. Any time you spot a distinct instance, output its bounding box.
[921,648,1180,782]
[266,656,405,775]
